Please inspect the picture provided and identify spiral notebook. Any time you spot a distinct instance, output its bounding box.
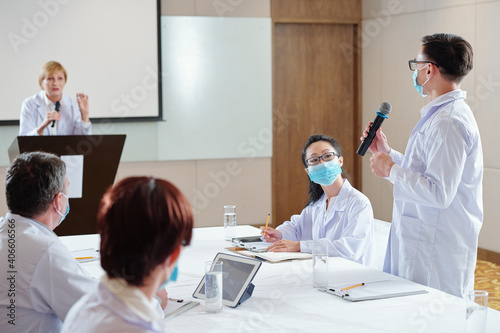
[320,279,428,302]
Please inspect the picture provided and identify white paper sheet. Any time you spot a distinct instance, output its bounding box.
[61,155,84,198]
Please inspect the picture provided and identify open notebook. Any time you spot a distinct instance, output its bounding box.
[320,279,428,302]
[226,247,312,263]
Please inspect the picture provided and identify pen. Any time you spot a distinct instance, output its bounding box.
[340,283,365,291]
[264,214,270,235]
[168,298,183,303]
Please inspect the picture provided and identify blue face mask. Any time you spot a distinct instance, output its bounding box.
[54,192,70,226]
[307,160,342,186]
[413,64,430,97]
[158,264,178,291]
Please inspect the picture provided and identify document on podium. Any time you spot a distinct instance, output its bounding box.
[320,279,428,302]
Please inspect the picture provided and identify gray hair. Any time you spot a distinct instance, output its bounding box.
[5,152,66,217]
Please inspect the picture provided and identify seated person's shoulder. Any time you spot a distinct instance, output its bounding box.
[15,219,70,264]
[345,182,370,201]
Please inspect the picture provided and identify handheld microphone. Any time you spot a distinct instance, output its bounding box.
[357,102,392,156]
[51,101,60,128]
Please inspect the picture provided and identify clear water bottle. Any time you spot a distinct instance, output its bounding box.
[223,205,236,240]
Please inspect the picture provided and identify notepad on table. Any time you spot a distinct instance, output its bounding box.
[72,248,100,263]
[237,241,273,253]
[254,251,312,263]
[320,279,428,302]
[163,301,200,321]
[227,247,312,263]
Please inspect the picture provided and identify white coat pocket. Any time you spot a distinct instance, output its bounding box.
[397,215,422,260]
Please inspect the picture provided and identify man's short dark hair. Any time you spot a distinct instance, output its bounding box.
[98,177,193,286]
[421,33,473,83]
[5,152,65,217]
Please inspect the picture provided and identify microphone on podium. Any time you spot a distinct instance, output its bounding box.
[357,102,392,156]
[51,101,61,128]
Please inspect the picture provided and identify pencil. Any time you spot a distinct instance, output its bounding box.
[75,256,94,260]
[340,283,365,291]
[264,214,270,235]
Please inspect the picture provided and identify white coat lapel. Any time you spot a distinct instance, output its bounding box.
[35,91,47,122]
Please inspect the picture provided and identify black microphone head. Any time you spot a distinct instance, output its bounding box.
[378,102,391,116]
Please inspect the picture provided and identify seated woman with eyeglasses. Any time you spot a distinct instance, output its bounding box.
[261,134,376,268]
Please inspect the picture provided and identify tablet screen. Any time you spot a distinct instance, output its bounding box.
[193,253,261,307]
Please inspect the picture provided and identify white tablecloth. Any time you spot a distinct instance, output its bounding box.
[60,226,500,333]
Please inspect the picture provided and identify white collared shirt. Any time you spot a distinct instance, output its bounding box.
[384,89,483,298]
[276,180,377,268]
[19,91,92,136]
[62,276,165,333]
[101,276,161,324]
[42,93,59,136]
[0,213,97,333]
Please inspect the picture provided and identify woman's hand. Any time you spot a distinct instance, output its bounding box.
[155,288,168,310]
[260,226,282,243]
[266,239,300,252]
[77,93,90,122]
[37,111,62,135]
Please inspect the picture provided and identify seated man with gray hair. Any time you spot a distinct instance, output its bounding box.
[0,152,96,332]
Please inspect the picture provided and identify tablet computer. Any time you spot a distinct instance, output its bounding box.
[192,252,261,308]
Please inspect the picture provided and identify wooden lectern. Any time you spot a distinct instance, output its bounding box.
[8,135,126,236]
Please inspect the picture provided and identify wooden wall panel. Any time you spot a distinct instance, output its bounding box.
[272,22,359,227]
[272,0,361,22]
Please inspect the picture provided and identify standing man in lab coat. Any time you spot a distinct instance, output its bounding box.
[362,33,483,298]
[0,152,97,332]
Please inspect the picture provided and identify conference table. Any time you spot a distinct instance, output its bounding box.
[60,225,500,333]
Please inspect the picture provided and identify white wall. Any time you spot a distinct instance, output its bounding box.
[361,0,500,253]
[0,0,272,229]
[3,0,498,249]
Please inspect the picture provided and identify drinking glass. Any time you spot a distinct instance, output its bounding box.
[223,205,236,240]
[312,239,329,289]
[205,261,223,313]
[466,290,488,333]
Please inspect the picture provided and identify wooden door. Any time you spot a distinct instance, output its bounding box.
[272,22,360,227]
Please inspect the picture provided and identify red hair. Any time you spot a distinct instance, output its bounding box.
[98,177,193,286]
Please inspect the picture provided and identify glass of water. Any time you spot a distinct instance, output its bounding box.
[312,239,329,289]
[223,205,236,240]
[205,261,223,313]
[466,290,488,333]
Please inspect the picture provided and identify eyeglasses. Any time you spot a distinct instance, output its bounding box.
[305,152,339,166]
[408,59,439,71]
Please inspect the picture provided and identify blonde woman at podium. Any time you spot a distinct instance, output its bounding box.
[262,134,377,268]
[19,61,92,136]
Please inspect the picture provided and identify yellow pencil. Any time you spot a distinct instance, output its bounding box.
[340,283,365,291]
[75,256,94,260]
[264,214,270,235]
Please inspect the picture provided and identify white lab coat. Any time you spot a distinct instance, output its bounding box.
[62,277,165,333]
[19,91,92,136]
[0,213,97,332]
[384,90,483,298]
[277,180,377,268]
